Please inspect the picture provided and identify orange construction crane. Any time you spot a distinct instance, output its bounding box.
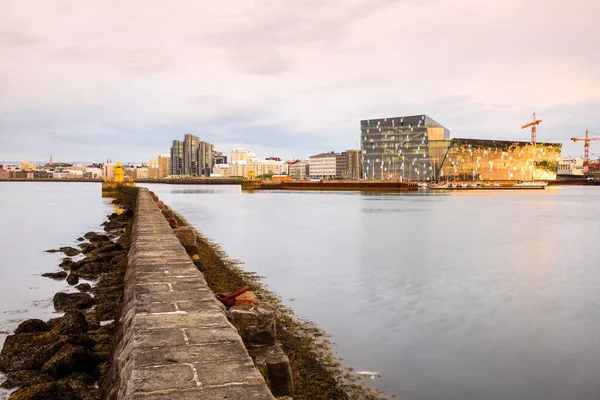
[571,130,600,167]
[521,112,542,143]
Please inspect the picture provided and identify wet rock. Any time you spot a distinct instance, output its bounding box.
[76,262,109,278]
[161,209,174,219]
[9,380,79,400]
[45,249,61,253]
[59,247,81,257]
[15,319,50,334]
[78,242,99,254]
[75,283,91,293]
[53,292,94,311]
[49,311,88,335]
[88,334,112,354]
[66,334,96,349]
[0,369,53,389]
[41,344,99,379]
[0,331,66,371]
[77,237,85,241]
[83,232,99,240]
[59,258,74,269]
[66,272,79,285]
[59,373,101,400]
[88,234,110,243]
[41,271,67,280]
[95,242,123,254]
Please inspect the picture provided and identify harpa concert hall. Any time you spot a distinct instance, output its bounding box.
[360,115,562,182]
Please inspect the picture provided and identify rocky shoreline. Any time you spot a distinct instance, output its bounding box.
[0,195,134,399]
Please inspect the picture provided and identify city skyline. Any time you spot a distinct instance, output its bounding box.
[1,0,600,161]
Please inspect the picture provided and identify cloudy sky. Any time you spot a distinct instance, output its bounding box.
[1,0,599,163]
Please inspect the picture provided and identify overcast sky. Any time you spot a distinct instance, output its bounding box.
[1,0,599,163]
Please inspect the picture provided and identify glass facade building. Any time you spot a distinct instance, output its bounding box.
[361,115,562,181]
[434,139,562,182]
[360,115,450,180]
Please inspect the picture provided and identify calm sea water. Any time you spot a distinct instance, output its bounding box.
[144,184,600,400]
[0,183,114,346]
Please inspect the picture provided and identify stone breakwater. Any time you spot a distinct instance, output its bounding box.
[105,187,275,399]
[0,196,134,399]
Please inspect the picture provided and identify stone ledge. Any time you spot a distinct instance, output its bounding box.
[108,188,274,400]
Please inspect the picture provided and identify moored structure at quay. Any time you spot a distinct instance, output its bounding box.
[360,115,562,182]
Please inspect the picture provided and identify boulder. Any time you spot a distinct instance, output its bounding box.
[59,247,81,257]
[53,292,94,311]
[0,332,66,371]
[41,344,98,379]
[66,334,96,349]
[15,319,50,334]
[77,237,85,241]
[83,232,99,240]
[173,227,196,246]
[75,283,91,293]
[49,311,88,335]
[0,369,53,389]
[249,344,294,397]
[75,262,109,278]
[9,380,79,400]
[161,209,174,219]
[58,373,101,400]
[66,273,79,285]
[88,234,110,243]
[229,304,276,345]
[59,258,74,269]
[79,242,100,254]
[41,271,67,280]
[95,242,123,254]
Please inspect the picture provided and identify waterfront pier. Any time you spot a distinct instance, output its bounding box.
[108,187,274,399]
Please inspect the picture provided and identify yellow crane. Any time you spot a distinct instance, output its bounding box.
[521,112,542,143]
[571,130,600,168]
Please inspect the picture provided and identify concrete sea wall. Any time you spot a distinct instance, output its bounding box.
[107,188,274,399]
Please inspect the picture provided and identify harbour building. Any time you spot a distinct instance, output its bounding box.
[360,115,562,181]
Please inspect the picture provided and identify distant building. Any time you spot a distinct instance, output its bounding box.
[125,167,151,180]
[214,151,227,165]
[334,150,361,179]
[170,140,184,176]
[49,156,53,166]
[198,141,214,176]
[230,148,249,177]
[557,157,585,177]
[158,155,171,178]
[0,168,9,179]
[66,170,84,179]
[335,153,347,179]
[33,171,52,179]
[84,167,103,179]
[361,115,561,181]
[288,160,309,180]
[183,133,200,176]
[102,163,116,179]
[148,159,159,179]
[309,153,337,179]
[212,164,231,177]
[21,161,36,171]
